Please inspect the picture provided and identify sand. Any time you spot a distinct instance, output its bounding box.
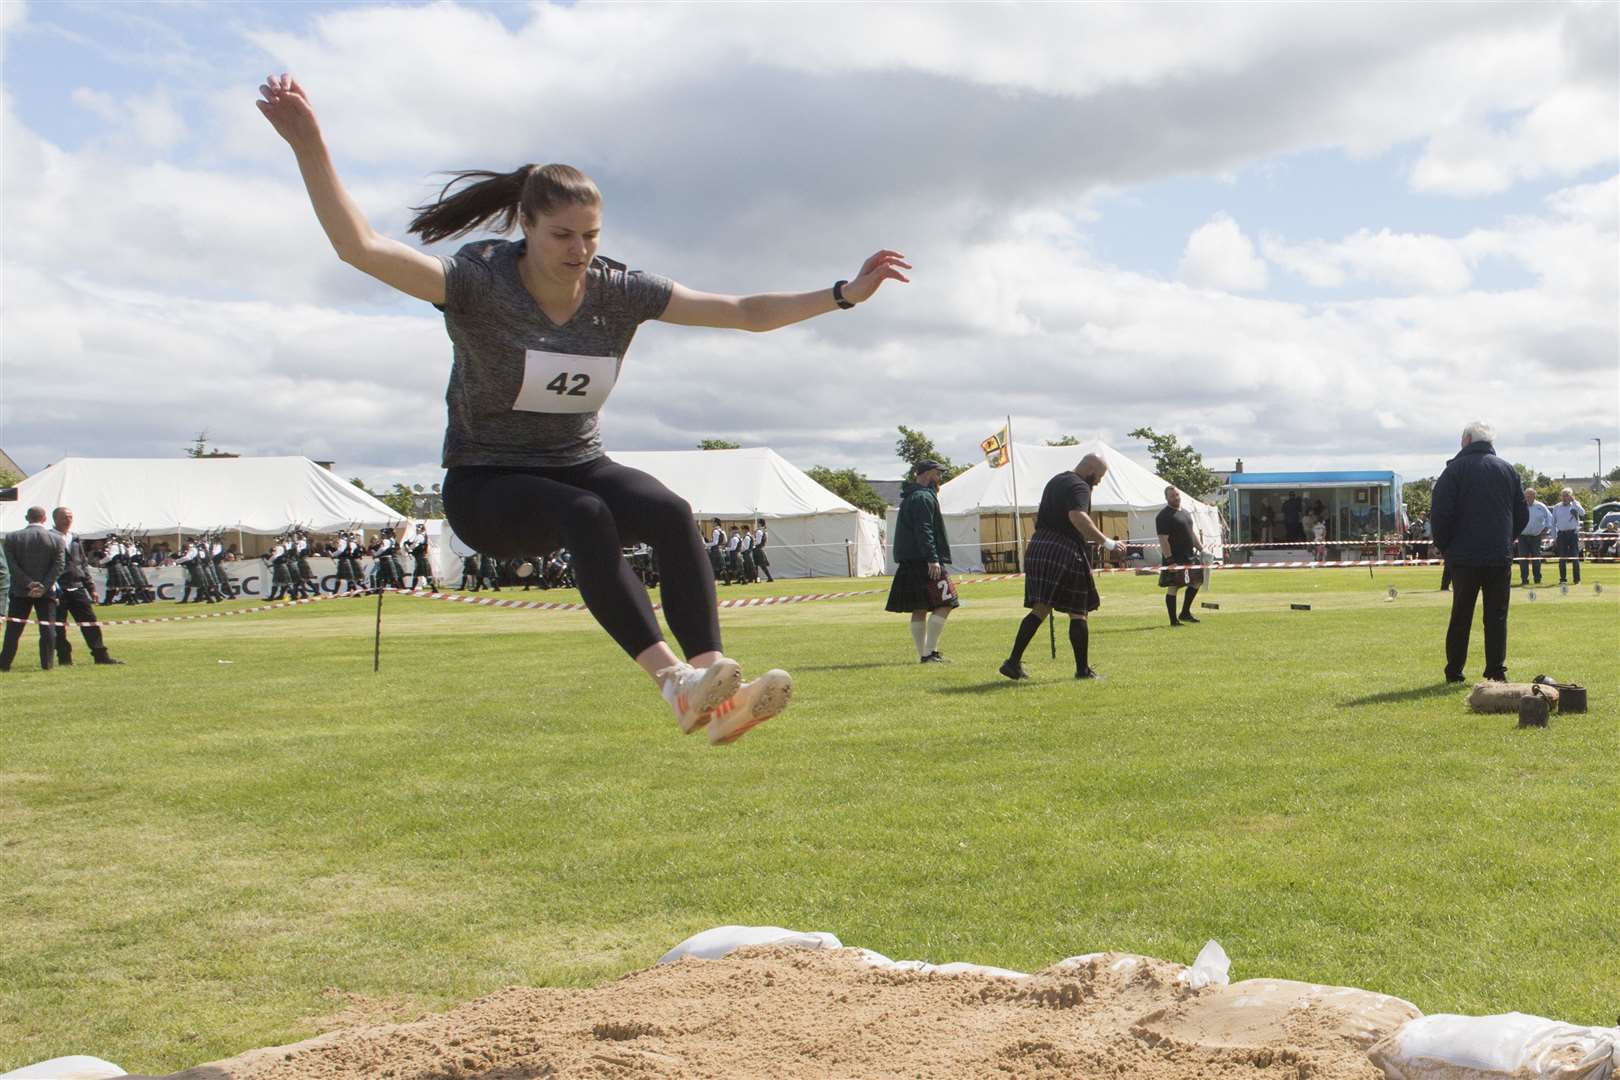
[134,946,1419,1079]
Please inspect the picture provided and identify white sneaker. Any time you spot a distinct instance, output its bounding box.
[660,658,742,734]
[707,669,793,745]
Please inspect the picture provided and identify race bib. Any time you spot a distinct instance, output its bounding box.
[512,351,618,414]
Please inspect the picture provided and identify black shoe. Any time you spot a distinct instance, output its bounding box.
[1444,673,1466,684]
[999,660,1029,680]
[1167,618,1181,627]
[1483,671,1507,683]
[920,653,946,664]
[1075,668,1103,680]
[1179,613,1200,624]
[94,655,125,666]
[57,657,73,666]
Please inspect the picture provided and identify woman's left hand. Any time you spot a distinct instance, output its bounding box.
[842,250,911,304]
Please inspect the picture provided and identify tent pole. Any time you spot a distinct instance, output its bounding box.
[1007,415,1023,573]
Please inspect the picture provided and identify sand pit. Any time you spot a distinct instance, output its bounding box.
[139,945,1420,1079]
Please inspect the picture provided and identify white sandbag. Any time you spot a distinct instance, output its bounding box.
[926,961,1029,979]
[0,1056,126,1079]
[1180,939,1231,988]
[858,948,1027,978]
[1369,1012,1619,1079]
[658,925,842,965]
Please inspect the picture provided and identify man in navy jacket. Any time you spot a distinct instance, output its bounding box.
[1430,421,1528,683]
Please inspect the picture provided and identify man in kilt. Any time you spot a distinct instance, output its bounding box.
[999,453,1122,680]
[752,519,774,583]
[886,460,957,663]
[1155,485,1205,627]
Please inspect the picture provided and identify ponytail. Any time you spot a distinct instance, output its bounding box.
[409,163,601,245]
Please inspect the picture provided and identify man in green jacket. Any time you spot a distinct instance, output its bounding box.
[885,460,958,662]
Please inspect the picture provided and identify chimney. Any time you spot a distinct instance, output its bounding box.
[1235,458,1244,474]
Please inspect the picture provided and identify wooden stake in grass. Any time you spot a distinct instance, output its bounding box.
[373,585,384,672]
[1049,612,1056,659]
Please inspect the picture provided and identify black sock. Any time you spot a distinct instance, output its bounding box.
[1182,586,1199,615]
[1009,611,1044,663]
[1166,593,1179,622]
[1070,618,1089,673]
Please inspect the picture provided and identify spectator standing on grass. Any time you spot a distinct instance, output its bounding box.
[999,455,1122,680]
[1,507,66,673]
[1550,487,1584,585]
[50,507,122,667]
[887,460,957,663]
[1155,487,1204,627]
[1430,421,1527,684]
[1313,518,1328,562]
[1518,489,1552,586]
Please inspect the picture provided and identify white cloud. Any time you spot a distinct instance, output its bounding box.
[1265,229,1474,294]
[0,1,25,38]
[1178,214,1268,292]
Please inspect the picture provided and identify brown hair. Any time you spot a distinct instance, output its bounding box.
[408,164,601,244]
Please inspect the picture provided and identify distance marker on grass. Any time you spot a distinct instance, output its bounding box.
[1200,601,1219,610]
[1291,603,1312,611]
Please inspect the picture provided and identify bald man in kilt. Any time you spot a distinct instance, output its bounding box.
[886,460,958,663]
[999,453,1122,681]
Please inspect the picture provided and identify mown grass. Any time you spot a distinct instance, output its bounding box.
[1,565,1616,1073]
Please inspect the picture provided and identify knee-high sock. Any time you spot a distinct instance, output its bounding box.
[1009,611,1044,663]
[910,617,927,658]
[1181,585,1199,615]
[1165,592,1179,623]
[924,611,948,655]
[1070,617,1089,674]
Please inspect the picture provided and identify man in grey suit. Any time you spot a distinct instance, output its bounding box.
[3,507,68,671]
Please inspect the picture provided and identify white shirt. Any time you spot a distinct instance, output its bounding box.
[1550,500,1584,532]
[740,533,753,552]
[727,534,741,552]
[1521,501,1553,536]
[711,527,725,547]
[1312,522,1326,542]
[755,528,767,547]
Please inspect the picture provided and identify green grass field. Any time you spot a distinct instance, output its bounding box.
[2,565,1616,1074]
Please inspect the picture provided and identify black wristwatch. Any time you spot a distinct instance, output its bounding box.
[833,280,855,309]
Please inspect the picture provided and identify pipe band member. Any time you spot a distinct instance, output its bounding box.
[1000,454,1117,681]
[258,73,909,742]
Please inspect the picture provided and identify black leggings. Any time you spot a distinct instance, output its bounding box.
[442,458,721,660]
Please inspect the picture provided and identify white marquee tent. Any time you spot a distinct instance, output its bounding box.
[900,439,1223,571]
[0,456,405,538]
[437,448,886,579]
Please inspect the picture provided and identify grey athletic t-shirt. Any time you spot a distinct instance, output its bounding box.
[435,239,673,468]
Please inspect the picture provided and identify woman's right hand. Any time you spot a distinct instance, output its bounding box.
[256,73,321,150]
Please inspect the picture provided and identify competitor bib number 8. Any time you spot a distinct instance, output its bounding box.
[513,351,618,414]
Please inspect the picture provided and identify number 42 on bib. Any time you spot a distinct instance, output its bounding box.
[513,351,619,415]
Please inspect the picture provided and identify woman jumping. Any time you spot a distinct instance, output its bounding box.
[257,74,908,744]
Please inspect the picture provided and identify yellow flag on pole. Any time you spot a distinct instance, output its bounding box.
[980,425,1010,468]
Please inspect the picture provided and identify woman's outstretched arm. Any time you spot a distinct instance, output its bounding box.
[658,250,910,331]
[256,74,446,305]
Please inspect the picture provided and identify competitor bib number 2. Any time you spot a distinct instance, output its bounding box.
[512,351,618,414]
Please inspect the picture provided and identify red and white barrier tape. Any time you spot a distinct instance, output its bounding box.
[8,559,1610,630]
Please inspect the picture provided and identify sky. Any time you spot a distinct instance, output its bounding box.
[2,1,1617,488]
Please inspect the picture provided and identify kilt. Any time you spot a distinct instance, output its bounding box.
[1023,530,1097,615]
[886,560,960,613]
[1158,560,1201,589]
[753,546,770,568]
